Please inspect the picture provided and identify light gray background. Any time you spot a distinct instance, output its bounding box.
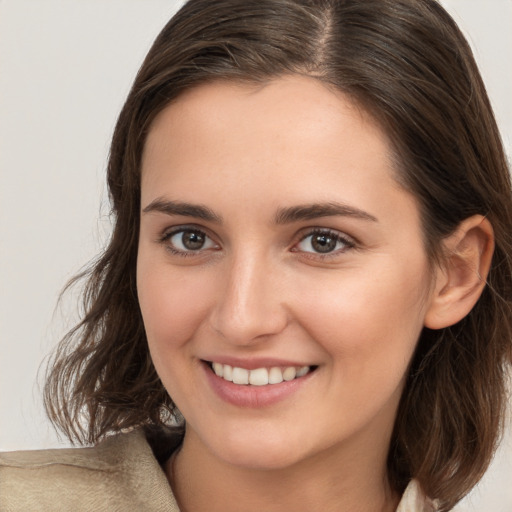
[1,1,511,510]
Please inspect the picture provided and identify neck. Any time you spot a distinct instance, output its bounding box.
[167,428,400,512]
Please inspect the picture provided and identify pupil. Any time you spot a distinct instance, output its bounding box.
[312,234,336,253]
[183,231,205,250]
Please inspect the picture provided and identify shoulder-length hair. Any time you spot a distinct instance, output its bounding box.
[45,1,512,510]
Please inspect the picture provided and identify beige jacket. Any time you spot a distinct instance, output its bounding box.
[0,430,436,511]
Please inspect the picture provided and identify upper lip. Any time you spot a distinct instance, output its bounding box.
[202,357,314,370]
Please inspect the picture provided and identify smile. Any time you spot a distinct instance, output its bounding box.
[210,362,313,386]
[203,360,317,407]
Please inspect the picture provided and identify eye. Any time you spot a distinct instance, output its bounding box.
[294,229,354,255]
[162,227,218,255]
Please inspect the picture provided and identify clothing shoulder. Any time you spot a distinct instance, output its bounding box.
[0,429,179,512]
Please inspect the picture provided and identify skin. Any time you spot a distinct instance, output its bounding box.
[136,75,491,512]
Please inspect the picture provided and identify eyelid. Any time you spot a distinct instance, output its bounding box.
[291,227,357,257]
[158,224,220,255]
[159,222,215,240]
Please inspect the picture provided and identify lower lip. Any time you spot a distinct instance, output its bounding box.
[203,362,314,408]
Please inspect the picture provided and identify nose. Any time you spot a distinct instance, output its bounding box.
[209,253,289,345]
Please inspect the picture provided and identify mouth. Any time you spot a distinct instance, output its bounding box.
[205,361,317,386]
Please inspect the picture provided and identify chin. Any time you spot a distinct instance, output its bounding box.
[201,426,312,471]
[221,446,304,471]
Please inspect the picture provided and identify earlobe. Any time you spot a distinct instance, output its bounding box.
[424,215,494,330]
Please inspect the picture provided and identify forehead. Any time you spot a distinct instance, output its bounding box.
[141,75,397,193]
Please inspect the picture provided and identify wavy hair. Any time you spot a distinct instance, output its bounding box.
[44,1,512,510]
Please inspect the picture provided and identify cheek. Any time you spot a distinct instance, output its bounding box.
[294,259,430,368]
[294,264,429,429]
[137,258,214,350]
[136,258,215,401]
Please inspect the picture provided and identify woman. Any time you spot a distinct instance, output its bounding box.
[1,0,511,511]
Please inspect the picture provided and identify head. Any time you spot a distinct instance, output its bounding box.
[45,1,512,510]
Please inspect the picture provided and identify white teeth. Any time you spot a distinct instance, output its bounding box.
[282,367,296,381]
[296,365,309,377]
[249,368,269,386]
[268,367,284,384]
[212,362,223,377]
[212,363,312,386]
[232,367,249,385]
[223,364,233,381]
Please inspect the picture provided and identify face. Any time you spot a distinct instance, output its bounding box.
[137,76,435,471]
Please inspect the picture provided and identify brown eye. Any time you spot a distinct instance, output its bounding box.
[181,230,206,250]
[296,230,353,255]
[310,233,337,253]
[166,228,217,253]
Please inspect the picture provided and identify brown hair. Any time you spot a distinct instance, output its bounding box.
[44,0,512,509]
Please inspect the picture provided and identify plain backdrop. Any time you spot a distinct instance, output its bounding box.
[1,1,511,510]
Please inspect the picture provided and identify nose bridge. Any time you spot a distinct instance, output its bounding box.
[211,249,287,344]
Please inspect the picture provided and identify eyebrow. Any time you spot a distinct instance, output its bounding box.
[142,198,377,224]
[274,202,378,224]
[142,199,223,223]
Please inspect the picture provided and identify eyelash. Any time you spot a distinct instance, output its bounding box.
[292,229,356,259]
[158,226,356,259]
[159,226,219,258]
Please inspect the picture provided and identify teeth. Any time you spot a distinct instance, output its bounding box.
[232,367,249,385]
[223,364,233,382]
[212,362,223,377]
[268,367,284,384]
[249,368,268,386]
[212,363,311,386]
[282,367,296,381]
[296,366,309,377]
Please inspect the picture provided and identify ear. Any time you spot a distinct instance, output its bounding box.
[424,215,494,330]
